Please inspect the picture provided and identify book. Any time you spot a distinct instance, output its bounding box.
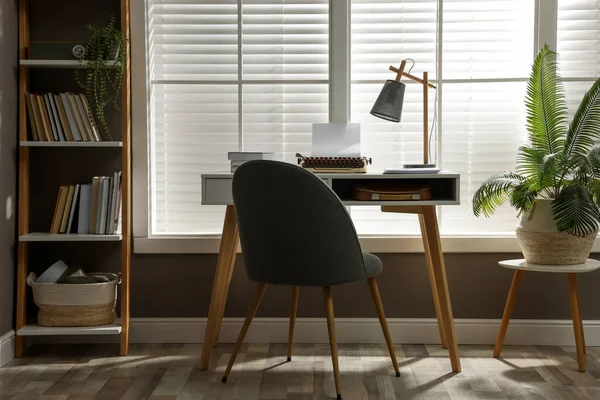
[227,152,276,161]
[67,93,89,141]
[59,185,75,233]
[77,183,92,234]
[43,94,59,141]
[54,95,74,141]
[37,94,54,141]
[107,172,119,234]
[25,93,39,141]
[50,186,68,234]
[230,160,248,167]
[47,94,65,141]
[231,166,238,173]
[60,93,82,141]
[98,177,111,234]
[74,94,96,142]
[112,172,122,234]
[66,184,80,233]
[89,177,101,233]
[31,95,47,141]
[79,94,102,141]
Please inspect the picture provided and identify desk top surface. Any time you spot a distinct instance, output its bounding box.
[203,169,459,180]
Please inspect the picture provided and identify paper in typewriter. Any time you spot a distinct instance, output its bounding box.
[311,123,361,157]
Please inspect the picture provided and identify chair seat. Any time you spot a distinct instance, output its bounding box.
[363,252,383,278]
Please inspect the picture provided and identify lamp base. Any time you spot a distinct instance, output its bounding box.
[403,163,436,169]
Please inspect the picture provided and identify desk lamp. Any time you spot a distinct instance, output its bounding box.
[370,60,437,168]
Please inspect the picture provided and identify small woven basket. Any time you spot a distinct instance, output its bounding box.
[27,272,120,327]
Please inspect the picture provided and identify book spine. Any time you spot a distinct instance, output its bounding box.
[74,94,96,142]
[66,184,80,234]
[54,95,74,141]
[67,93,89,141]
[43,94,59,141]
[79,94,102,141]
[37,95,54,141]
[77,184,92,234]
[89,177,101,233]
[99,177,110,234]
[48,94,65,141]
[59,185,75,233]
[24,93,39,141]
[31,95,47,141]
[60,93,82,141]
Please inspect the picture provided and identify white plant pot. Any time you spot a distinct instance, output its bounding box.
[516,199,597,265]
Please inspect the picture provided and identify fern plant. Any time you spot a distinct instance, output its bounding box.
[75,15,126,140]
[472,45,600,237]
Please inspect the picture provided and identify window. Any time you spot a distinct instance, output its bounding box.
[148,0,329,234]
[141,0,594,239]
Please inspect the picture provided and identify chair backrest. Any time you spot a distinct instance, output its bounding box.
[232,160,368,287]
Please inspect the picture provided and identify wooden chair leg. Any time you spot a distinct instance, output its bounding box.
[568,273,586,372]
[288,286,300,362]
[494,270,523,358]
[222,283,268,382]
[575,280,586,354]
[323,287,342,400]
[367,277,400,377]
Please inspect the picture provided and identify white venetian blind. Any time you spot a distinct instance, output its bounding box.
[350,0,437,234]
[440,0,534,234]
[557,0,600,79]
[149,0,329,234]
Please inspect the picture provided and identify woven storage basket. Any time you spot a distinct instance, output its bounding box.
[27,272,120,327]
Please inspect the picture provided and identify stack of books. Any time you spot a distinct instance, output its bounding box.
[228,152,276,173]
[24,92,106,142]
[50,172,123,235]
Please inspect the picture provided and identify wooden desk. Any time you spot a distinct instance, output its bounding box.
[199,170,462,373]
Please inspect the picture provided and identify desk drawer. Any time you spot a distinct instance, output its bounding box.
[202,178,234,205]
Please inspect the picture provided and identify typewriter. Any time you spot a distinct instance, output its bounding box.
[296,153,372,173]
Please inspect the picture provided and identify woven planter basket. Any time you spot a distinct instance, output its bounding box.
[516,199,597,265]
[27,272,120,327]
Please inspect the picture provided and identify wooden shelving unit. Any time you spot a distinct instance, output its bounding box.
[16,0,132,356]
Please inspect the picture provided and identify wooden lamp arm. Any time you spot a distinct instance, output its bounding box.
[389,65,436,89]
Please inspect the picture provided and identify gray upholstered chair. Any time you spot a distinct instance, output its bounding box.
[222,160,399,400]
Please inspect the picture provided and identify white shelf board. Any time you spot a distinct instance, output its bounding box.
[17,324,122,336]
[20,141,122,148]
[20,59,120,68]
[19,233,123,242]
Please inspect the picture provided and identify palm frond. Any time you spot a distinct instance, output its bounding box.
[563,78,600,159]
[525,45,568,155]
[510,183,538,213]
[516,145,558,190]
[473,172,524,217]
[552,185,600,236]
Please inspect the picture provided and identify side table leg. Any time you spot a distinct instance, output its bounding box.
[568,273,586,372]
[200,205,240,371]
[493,270,523,358]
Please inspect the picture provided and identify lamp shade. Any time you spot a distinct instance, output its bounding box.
[370,80,406,123]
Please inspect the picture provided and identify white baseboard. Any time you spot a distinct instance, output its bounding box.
[28,318,600,347]
[0,330,15,367]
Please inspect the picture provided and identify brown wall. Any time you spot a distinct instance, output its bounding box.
[0,0,18,336]
[129,252,600,320]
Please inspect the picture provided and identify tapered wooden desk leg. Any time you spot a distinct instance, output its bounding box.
[421,206,461,373]
[200,205,239,371]
[568,273,586,372]
[493,270,523,358]
[419,214,448,349]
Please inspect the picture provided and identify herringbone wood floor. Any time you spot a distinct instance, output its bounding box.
[2,343,600,399]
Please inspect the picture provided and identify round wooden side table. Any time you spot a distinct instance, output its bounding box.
[494,259,600,372]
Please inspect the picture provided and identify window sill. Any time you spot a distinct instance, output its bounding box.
[133,234,600,254]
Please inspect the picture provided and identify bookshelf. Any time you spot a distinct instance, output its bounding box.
[16,0,131,356]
